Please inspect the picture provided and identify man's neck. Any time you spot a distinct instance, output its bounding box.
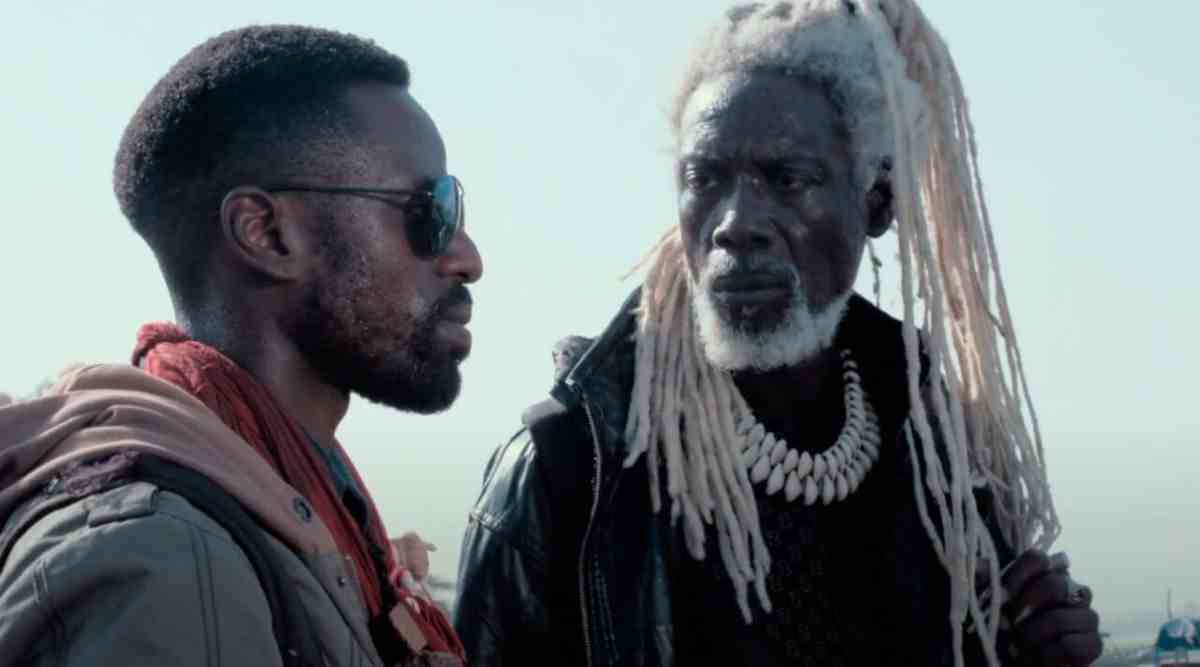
[732,345,841,425]
[183,316,349,446]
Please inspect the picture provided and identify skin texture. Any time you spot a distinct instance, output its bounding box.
[1003,552,1104,666]
[391,532,436,580]
[186,81,483,446]
[676,71,890,414]
[675,70,1101,666]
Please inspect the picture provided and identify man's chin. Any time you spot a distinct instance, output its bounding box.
[356,364,462,415]
[712,302,791,338]
[693,288,850,372]
[699,290,790,342]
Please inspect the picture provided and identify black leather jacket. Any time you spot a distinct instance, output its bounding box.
[454,291,1015,667]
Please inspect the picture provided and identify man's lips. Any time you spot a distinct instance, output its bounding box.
[439,303,472,326]
[433,300,473,357]
[709,273,791,305]
[711,273,790,292]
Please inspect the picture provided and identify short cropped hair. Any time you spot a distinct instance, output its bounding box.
[113,25,410,304]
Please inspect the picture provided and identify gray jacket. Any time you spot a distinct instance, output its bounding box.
[0,365,455,667]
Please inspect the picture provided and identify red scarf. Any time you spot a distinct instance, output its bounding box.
[133,323,465,661]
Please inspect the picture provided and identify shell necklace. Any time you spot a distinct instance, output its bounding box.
[736,349,881,505]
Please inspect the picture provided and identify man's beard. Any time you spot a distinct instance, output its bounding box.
[690,255,851,372]
[290,272,470,416]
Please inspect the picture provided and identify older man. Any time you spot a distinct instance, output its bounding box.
[0,25,480,666]
[455,2,1100,666]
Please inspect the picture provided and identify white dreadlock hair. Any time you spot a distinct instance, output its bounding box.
[622,2,1059,665]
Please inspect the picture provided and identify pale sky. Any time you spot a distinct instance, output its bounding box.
[1,0,1196,639]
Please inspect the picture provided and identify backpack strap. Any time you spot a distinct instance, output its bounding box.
[0,455,324,667]
[131,456,323,666]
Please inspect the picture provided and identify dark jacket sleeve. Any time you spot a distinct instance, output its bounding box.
[453,427,554,667]
[454,395,596,667]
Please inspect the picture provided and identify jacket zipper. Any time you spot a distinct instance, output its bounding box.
[578,395,604,667]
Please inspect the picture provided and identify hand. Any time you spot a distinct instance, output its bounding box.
[1002,550,1103,666]
[390,532,437,581]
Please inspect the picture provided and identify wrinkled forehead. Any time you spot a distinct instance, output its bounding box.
[677,70,848,162]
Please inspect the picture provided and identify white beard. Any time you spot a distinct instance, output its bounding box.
[690,259,851,372]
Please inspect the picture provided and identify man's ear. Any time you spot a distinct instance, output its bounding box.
[219,187,306,281]
[865,178,894,239]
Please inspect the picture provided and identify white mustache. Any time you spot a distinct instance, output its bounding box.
[696,253,797,292]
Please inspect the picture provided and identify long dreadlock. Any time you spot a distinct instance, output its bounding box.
[621,3,1058,665]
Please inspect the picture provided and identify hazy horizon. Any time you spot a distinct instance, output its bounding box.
[2,0,1196,641]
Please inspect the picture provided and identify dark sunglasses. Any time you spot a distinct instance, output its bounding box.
[262,174,464,258]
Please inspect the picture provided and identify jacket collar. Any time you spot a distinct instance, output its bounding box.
[550,288,642,457]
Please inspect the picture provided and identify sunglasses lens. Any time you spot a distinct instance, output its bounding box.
[429,175,462,255]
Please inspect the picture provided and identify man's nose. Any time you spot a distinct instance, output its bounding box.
[436,228,483,284]
[711,177,776,253]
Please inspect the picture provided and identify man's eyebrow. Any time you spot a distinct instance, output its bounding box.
[678,147,725,162]
[759,154,832,172]
[680,149,831,169]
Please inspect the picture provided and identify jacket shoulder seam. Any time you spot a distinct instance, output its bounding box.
[467,509,548,570]
[22,494,253,579]
[187,518,220,660]
[154,494,243,546]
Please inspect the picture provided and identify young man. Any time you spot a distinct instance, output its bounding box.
[455,2,1101,666]
[0,25,481,666]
